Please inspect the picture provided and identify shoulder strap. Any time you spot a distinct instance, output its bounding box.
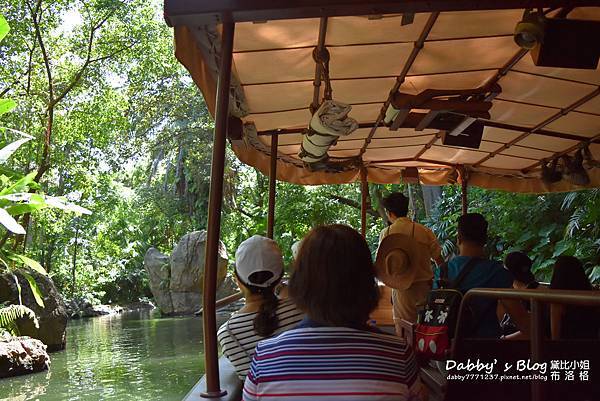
[437,261,449,288]
[450,257,480,290]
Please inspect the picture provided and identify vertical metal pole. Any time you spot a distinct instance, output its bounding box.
[360,167,368,237]
[460,167,468,215]
[267,134,278,239]
[530,300,544,401]
[201,18,234,399]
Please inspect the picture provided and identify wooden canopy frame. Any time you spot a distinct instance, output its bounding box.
[163,1,600,399]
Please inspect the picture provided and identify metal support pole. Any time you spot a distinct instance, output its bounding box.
[267,134,278,239]
[360,167,368,237]
[460,167,468,215]
[530,300,544,401]
[200,18,234,399]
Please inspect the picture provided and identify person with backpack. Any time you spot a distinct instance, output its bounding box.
[412,214,531,360]
[432,214,530,337]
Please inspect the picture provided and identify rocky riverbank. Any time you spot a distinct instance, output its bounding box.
[0,337,50,378]
[66,298,155,319]
[0,271,67,352]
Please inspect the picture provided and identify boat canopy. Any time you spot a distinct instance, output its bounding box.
[165,3,600,192]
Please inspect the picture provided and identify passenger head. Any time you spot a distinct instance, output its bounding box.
[504,251,536,287]
[550,256,592,291]
[235,235,284,337]
[457,213,488,248]
[382,192,409,221]
[289,224,380,327]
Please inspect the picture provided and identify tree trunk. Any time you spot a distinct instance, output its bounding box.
[71,224,79,296]
[407,184,417,219]
[421,185,443,217]
[371,184,388,221]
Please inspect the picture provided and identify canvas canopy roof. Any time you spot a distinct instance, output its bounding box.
[165,2,600,192]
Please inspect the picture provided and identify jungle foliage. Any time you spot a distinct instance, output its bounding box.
[0,0,597,309]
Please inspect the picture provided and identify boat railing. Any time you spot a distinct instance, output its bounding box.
[451,288,600,401]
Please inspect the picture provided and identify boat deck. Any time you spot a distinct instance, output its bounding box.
[183,357,242,401]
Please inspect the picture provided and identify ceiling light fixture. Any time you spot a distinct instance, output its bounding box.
[514,9,546,50]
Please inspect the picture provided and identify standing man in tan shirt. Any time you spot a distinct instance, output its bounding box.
[377,192,444,330]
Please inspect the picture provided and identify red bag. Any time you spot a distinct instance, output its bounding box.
[414,258,480,360]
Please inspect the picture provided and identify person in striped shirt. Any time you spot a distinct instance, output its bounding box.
[217,235,304,380]
[243,225,427,401]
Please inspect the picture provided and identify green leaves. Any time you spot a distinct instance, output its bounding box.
[0,99,16,116]
[0,208,25,234]
[0,15,14,123]
[0,14,8,43]
[0,138,32,164]
[552,239,575,258]
[2,252,47,308]
[0,172,36,197]
[12,254,47,276]
[0,192,92,215]
[0,304,39,337]
[21,271,45,308]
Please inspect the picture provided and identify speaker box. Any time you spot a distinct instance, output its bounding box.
[442,120,484,149]
[531,18,600,69]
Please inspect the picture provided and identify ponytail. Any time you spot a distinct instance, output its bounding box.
[237,270,282,337]
[253,289,280,337]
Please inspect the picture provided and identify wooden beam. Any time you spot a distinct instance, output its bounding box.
[360,167,368,237]
[522,131,600,173]
[201,17,234,399]
[164,0,595,25]
[258,120,600,145]
[311,17,328,113]
[358,12,440,157]
[267,134,278,239]
[461,172,468,215]
[474,87,600,167]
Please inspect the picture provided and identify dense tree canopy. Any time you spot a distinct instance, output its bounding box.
[0,0,597,308]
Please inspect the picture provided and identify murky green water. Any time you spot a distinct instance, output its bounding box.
[0,310,207,401]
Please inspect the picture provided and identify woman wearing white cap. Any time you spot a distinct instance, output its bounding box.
[217,235,304,380]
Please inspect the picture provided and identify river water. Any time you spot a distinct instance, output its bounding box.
[0,310,208,401]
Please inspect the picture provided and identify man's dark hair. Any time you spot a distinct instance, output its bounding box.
[382,192,409,217]
[457,213,488,246]
[289,224,380,327]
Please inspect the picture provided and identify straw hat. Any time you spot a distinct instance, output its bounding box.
[375,233,431,290]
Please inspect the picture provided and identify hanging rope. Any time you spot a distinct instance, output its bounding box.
[312,46,333,104]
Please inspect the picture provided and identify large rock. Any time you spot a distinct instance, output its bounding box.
[0,271,67,352]
[144,247,173,314]
[0,336,50,378]
[144,230,228,315]
[216,274,239,300]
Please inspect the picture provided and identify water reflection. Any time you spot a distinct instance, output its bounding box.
[0,310,208,401]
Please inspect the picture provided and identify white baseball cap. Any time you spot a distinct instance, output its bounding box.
[235,235,284,288]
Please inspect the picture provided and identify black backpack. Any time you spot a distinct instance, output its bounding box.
[414,258,480,360]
